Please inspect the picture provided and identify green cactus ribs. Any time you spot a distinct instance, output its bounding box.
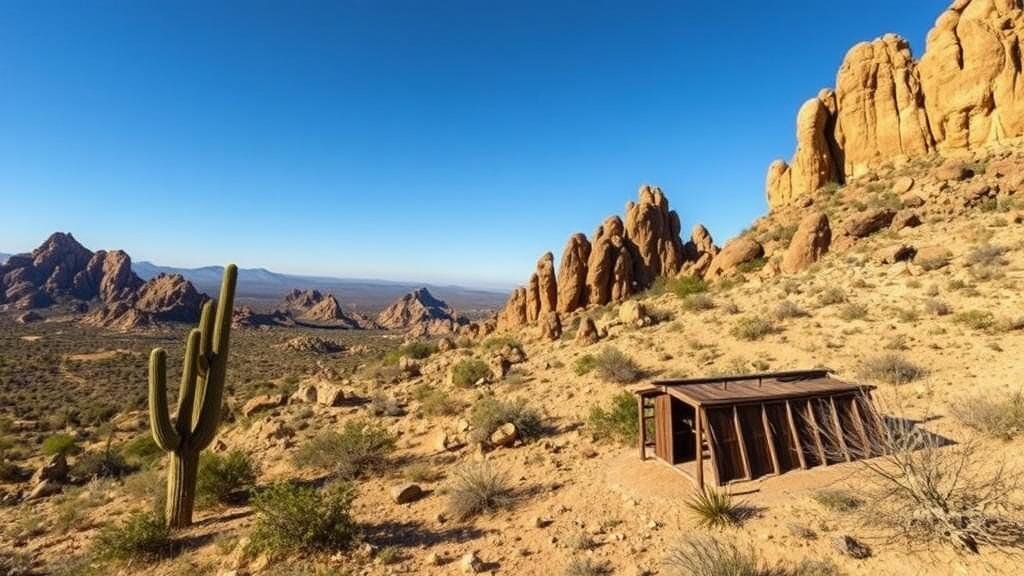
[148,264,237,529]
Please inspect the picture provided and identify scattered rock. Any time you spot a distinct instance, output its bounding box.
[398,356,421,377]
[276,335,345,353]
[781,212,831,273]
[842,208,896,238]
[900,193,925,208]
[490,423,518,448]
[488,354,511,380]
[31,454,68,485]
[890,210,922,231]
[242,394,285,417]
[892,176,915,194]
[914,245,952,269]
[538,311,562,341]
[618,300,651,328]
[575,316,599,345]
[705,236,765,279]
[290,383,318,404]
[315,383,345,407]
[27,479,61,500]
[878,244,917,264]
[390,483,424,504]
[438,337,455,352]
[460,551,483,574]
[832,534,872,559]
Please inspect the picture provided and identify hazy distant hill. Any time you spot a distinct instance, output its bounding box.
[0,253,10,264]
[132,261,508,313]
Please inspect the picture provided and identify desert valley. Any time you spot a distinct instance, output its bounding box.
[4,1,1024,575]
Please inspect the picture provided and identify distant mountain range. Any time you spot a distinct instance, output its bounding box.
[0,253,9,265]
[131,261,508,313]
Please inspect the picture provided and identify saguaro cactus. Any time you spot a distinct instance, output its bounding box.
[148,264,237,528]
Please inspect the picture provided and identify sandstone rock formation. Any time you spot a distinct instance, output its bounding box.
[497,186,717,330]
[705,237,765,279]
[2,232,208,329]
[377,287,467,335]
[279,289,377,329]
[781,212,832,274]
[766,0,1024,209]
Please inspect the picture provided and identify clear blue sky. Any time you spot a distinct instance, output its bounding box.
[0,0,947,288]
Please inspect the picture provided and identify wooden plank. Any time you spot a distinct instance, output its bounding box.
[805,400,828,466]
[733,406,752,480]
[637,394,646,461]
[694,401,704,490]
[701,409,721,486]
[829,397,851,462]
[848,395,872,458]
[785,401,808,470]
[761,404,780,475]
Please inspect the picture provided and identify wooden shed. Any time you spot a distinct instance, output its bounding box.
[633,370,880,488]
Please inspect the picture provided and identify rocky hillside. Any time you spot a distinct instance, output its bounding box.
[0,233,205,329]
[376,287,467,335]
[767,0,1024,208]
[280,289,378,329]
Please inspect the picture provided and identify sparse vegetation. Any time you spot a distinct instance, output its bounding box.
[574,353,597,375]
[587,391,638,446]
[952,390,1024,440]
[658,275,708,299]
[450,358,491,387]
[681,293,715,311]
[196,450,258,507]
[565,557,611,576]
[953,309,995,331]
[588,347,643,383]
[663,536,762,576]
[684,488,744,528]
[42,433,79,457]
[858,353,924,385]
[294,420,396,479]
[447,462,512,520]
[93,511,173,563]
[730,317,776,341]
[480,335,521,354]
[773,300,806,320]
[468,396,544,444]
[250,481,357,553]
[924,298,951,316]
[812,489,862,512]
[413,384,463,417]
[817,287,846,306]
[837,302,868,321]
[382,340,437,365]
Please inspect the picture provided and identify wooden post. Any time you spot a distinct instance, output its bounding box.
[805,401,828,465]
[785,400,808,470]
[694,402,704,490]
[701,408,721,487]
[761,404,780,475]
[848,396,872,458]
[637,394,646,461]
[733,406,752,480]
[829,397,851,462]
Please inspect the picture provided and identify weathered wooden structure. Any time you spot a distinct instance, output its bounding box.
[633,370,880,488]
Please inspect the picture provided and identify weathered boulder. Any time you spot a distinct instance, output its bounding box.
[619,300,651,328]
[316,383,346,407]
[891,210,923,231]
[624,185,685,284]
[878,244,917,264]
[842,208,896,238]
[242,394,286,417]
[781,212,831,274]
[535,252,558,317]
[705,237,765,279]
[31,454,68,485]
[767,93,841,207]
[490,423,518,448]
[556,233,591,314]
[575,316,599,346]
[390,483,424,504]
[538,311,562,341]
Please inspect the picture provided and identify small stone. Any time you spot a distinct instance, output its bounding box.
[489,423,518,448]
[832,534,872,559]
[27,479,61,500]
[390,483,424,504]
[533,516,553,528]
[460,551,483,574]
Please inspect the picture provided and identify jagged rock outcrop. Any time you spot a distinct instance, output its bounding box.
[279,289,377,329]
[497,186,716,330]
[377,287,466,335]
[767,0,1024,209]
[781,212,832,274]
[556,234,590,314]
[2,232,206,329]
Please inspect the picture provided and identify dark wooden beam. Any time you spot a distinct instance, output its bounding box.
[761,404,780,475]
[829,397,851,462]
[694,402,704,490]
[785,400,808,470]
[804,401,828,466]
[637,394,646,461]
[732,406,752,480]
[701,408,721,487]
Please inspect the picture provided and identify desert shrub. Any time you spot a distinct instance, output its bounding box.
[574,354,597,375]
[587,391,638,446]
[369,392,404,417]
[858,353,924,385]
[817,287,846,306]
[71,446,135,480]
[662,536,762,576]
[294,420,396,479]
[480,335,521,354]
[730,317,776,341]
[965,244,1008,267]
[42,433,79,457]
[468,396,543,444]
[451,358,490,387]
[812,489,862,512]
[565,557,611,576]
[120,434,163,469]
[93,511,173,562]
[684,488,743,528]
[0,460,23,482]
[837,302,868,321]
[853,405,1024,553]
[772,300,806,320]
[668,276,708,299]
[953,310,995,331]
[765,223,798,244]
[791,558,842,576]
[924,298,951,316]
[413,384,462,417]
[591,347,642,384]
[382,340,437,365]
[250,481,357,553]
[952,390,1024,440]
[681,293,715,311]
[196,450,258,507]
[447,462,512,520]
[735,258,767,274]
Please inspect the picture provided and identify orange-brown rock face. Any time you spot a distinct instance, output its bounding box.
[585,216,628,307]
[556,233,590,314]
[781,212,832,274]
[624,185,685,285]
[535,252,558,317]
[766,0,1024,210]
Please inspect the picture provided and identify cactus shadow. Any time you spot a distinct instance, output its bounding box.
[361,519,485,548]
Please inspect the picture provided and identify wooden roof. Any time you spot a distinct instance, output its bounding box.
[634,369,873,407]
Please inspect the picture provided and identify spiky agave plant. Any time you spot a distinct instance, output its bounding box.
[148,264,237,528]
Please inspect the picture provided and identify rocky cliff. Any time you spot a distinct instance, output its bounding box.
[279,288,378,329]
[497,185,720,330]
[767,0,1024,209]
[377,287,467,335]
[1,232,206,328]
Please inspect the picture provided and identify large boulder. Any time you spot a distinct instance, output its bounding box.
[585,216,629,306]
[842,208,896,238]
[705,237,765,279]
[538,311,562,341]
[556,233,591,314]
[624,185,685,285]
[782,212,831,274]
[575,316,600,346]
[134,274,206,323]
[766,94,841,207]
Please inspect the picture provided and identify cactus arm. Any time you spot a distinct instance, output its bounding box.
[190,264,237,450]
[173,329,202,440]
[197,300,213,376]
[148,348,180,451]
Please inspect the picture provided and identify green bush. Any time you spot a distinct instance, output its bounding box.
[93,511,173,563]
[469,396,543,444]
[587,392,638,446]
[447,462,511,520]
[294,420,396,479]
[953,310,995,331]
[591,347,642,384]
[685,488,744,528]
[729,317,776,341]
[382,341,437,365]
[412,384,463,417]
[858,353,924,385]
[251,481,357,553]
[663,535,762,576]
[120,434,163,469]
[480,335,521,354]
[197,450,259,507]
[71,447,135,480]
[451,358,491,387]
[574,354,597,376]
[812,489,862,512]
[668,276,708,299]
[42,433,79,457]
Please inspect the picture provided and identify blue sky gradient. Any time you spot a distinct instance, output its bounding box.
[0,1,947,287]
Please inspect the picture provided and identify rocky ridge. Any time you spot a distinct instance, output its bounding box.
[376,287,467,336]
[767,0,1024,209]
